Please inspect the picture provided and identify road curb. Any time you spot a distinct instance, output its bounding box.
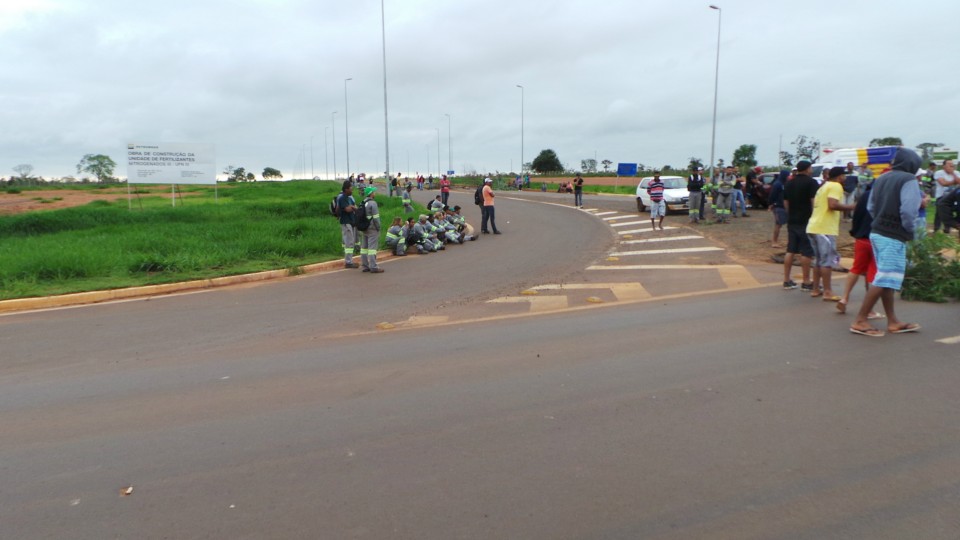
[0,251,398,315]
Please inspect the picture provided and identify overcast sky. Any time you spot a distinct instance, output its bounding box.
[2,0,958,180]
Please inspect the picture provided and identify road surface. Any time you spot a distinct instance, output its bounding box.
[2,195,959,539]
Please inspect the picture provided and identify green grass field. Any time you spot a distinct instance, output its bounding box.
[0,181,420,300]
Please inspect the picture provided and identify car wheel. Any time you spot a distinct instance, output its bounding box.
[636,198,646,212]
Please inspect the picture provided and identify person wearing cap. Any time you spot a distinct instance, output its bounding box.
[806,166,856,301]
[336,180,360,269]
[714,165,737,223]
[781,160,818,290]
[359,186,384,273]
[687,166,706,224]
[481,177,501,234]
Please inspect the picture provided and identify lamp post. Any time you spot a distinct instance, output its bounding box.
[380,0,391,181]
[324,127,329,180]
[332,111,338,181]
[708,4,722,185]
[344,78,352,176]
[444,113,451,174]
[435,127,441,177]
[516,84,524,175]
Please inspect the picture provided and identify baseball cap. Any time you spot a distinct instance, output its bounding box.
[484,178,492,183]
[754,166,762,172]
[696,166,704,171]
[364,186,377,196]
[796,160,812,171]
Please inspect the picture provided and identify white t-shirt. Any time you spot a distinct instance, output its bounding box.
[934,169,959,198]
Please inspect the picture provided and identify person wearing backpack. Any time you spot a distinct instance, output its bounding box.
[336,180,359,269]
[357,186,384,273]
[480,177,501,234]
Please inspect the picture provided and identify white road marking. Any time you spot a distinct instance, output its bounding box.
[936,335,960,345]
[588,264,745,271]
[602,215,635,221]
[618,227,678,235]
[529,283,651,301]
[609,247,725,257]
[610,220,650,227]
[487,295,570,312]
[620,235,703,245]
[592,211,618,216]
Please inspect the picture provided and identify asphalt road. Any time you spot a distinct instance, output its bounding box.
[2,193,959,539]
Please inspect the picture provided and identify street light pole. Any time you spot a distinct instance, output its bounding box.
[310,136,314,179]
[332,111,338,181]
[344,78,353,176]
[435,127,441,177]
[380,0,391,181]
[516,84,524,174]
[708,4,722,185]
[325,127,329,180]
[444,113,451,174]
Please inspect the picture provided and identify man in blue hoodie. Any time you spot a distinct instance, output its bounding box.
[850,148,922,337]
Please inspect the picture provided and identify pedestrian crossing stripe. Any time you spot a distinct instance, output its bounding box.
[620,235,704,245]
[609,246,725,257]
[936,335,960,345]
[586,264,760,289]
[529,282,651,301]
[618,227,678,235]
[592,211,618,216]
[602,215,636,221]
[610,220,650,227]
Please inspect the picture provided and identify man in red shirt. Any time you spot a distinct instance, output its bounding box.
[439,174,451,206]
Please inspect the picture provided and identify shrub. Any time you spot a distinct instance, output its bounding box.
[903,233,960,302]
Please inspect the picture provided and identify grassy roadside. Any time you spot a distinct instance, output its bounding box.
[0,181,420,300]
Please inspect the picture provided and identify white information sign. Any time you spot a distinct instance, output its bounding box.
[126,142,216,185]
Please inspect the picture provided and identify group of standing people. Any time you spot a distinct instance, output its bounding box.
[777,150,926,337]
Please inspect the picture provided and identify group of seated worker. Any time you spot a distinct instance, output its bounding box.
[384,205,477,256]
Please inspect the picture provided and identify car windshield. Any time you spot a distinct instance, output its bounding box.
[662,178,685,189]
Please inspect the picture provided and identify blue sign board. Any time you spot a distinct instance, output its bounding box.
[617,163,638,176]
[447,170,455,176]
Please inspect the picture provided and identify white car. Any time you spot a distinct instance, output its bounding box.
[635,176,689,212]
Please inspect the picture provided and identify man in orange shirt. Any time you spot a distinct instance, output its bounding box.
[481,177,501,234]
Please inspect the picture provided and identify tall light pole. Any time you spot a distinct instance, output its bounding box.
[444,113,451,174]
[324,126,329,180]
[344,77,353,176]
[516,84,524,174]
[380,0,391,181]
[310,136,314,178]
[708,4,722,184]
[332,111,338,181]
[435,127,441,177]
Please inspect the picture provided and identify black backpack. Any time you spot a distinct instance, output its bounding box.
[474,185,484,206]
[355,200,371,231]
[329,194,341,217]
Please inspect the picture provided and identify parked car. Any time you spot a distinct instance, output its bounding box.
[635,176,689,212]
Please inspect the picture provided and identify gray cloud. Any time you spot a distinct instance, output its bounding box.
[1,0,957,180]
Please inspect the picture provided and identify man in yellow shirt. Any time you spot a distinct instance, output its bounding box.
[806,166,856,301]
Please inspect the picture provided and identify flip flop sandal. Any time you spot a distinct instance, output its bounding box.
[850,327,884,337]
[889,323,921,334]
[867,312,886,320]
[810,291,823,298]
[822,295,842,302]
[835,301,846,314]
